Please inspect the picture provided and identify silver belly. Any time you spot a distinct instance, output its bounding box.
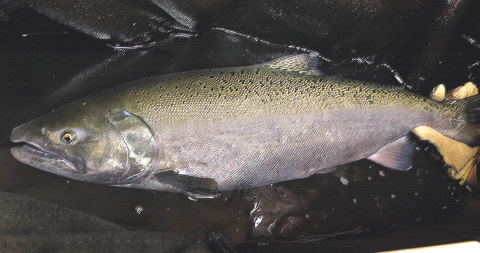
[158,108,436,190]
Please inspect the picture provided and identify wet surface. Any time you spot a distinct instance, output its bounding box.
[0,191,211,253]
[1,2,480,252]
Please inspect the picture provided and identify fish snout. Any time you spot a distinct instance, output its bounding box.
[10,125,27,143]
[10,121,45,143]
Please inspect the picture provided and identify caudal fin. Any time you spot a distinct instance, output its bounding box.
[463,94,480,123]
[453,94,480,146]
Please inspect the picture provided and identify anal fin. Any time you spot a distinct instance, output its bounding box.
[367,134,416,171]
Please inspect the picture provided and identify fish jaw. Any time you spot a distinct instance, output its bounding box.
[10,144,85,179]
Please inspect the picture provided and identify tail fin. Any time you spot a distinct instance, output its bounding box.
[453,94,480,146]
[463,94,480,124]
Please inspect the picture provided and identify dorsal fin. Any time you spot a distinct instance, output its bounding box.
[262,54,323,75]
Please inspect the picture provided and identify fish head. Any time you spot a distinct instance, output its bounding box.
[10,102,161,186]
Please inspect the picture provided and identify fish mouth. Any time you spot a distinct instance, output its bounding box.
[10,143,81,177]
[10,124,83,176]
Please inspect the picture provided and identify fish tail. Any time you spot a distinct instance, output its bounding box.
[453,94,480,146]
[463,94,480,123]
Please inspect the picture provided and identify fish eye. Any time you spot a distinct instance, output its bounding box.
[60,131,76,145]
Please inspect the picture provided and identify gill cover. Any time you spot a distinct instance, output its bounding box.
[101,109,161,184]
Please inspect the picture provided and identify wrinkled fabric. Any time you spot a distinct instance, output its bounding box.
[0,0,472,89]
[1,0,480,251]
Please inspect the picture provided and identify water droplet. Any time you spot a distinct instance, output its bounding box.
[353,198,358,203]
[414,192,419,196]
[251,202,260,215]
[442,206,447,210]
[466,185,473,192]
[135,205,144,214]
[254,216,263,227]
[340,177,349,185]
[367,176,372,181]
[391,194,396,199]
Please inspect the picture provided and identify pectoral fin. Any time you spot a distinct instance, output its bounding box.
[154,171,220,198]
[367,135,416,171]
